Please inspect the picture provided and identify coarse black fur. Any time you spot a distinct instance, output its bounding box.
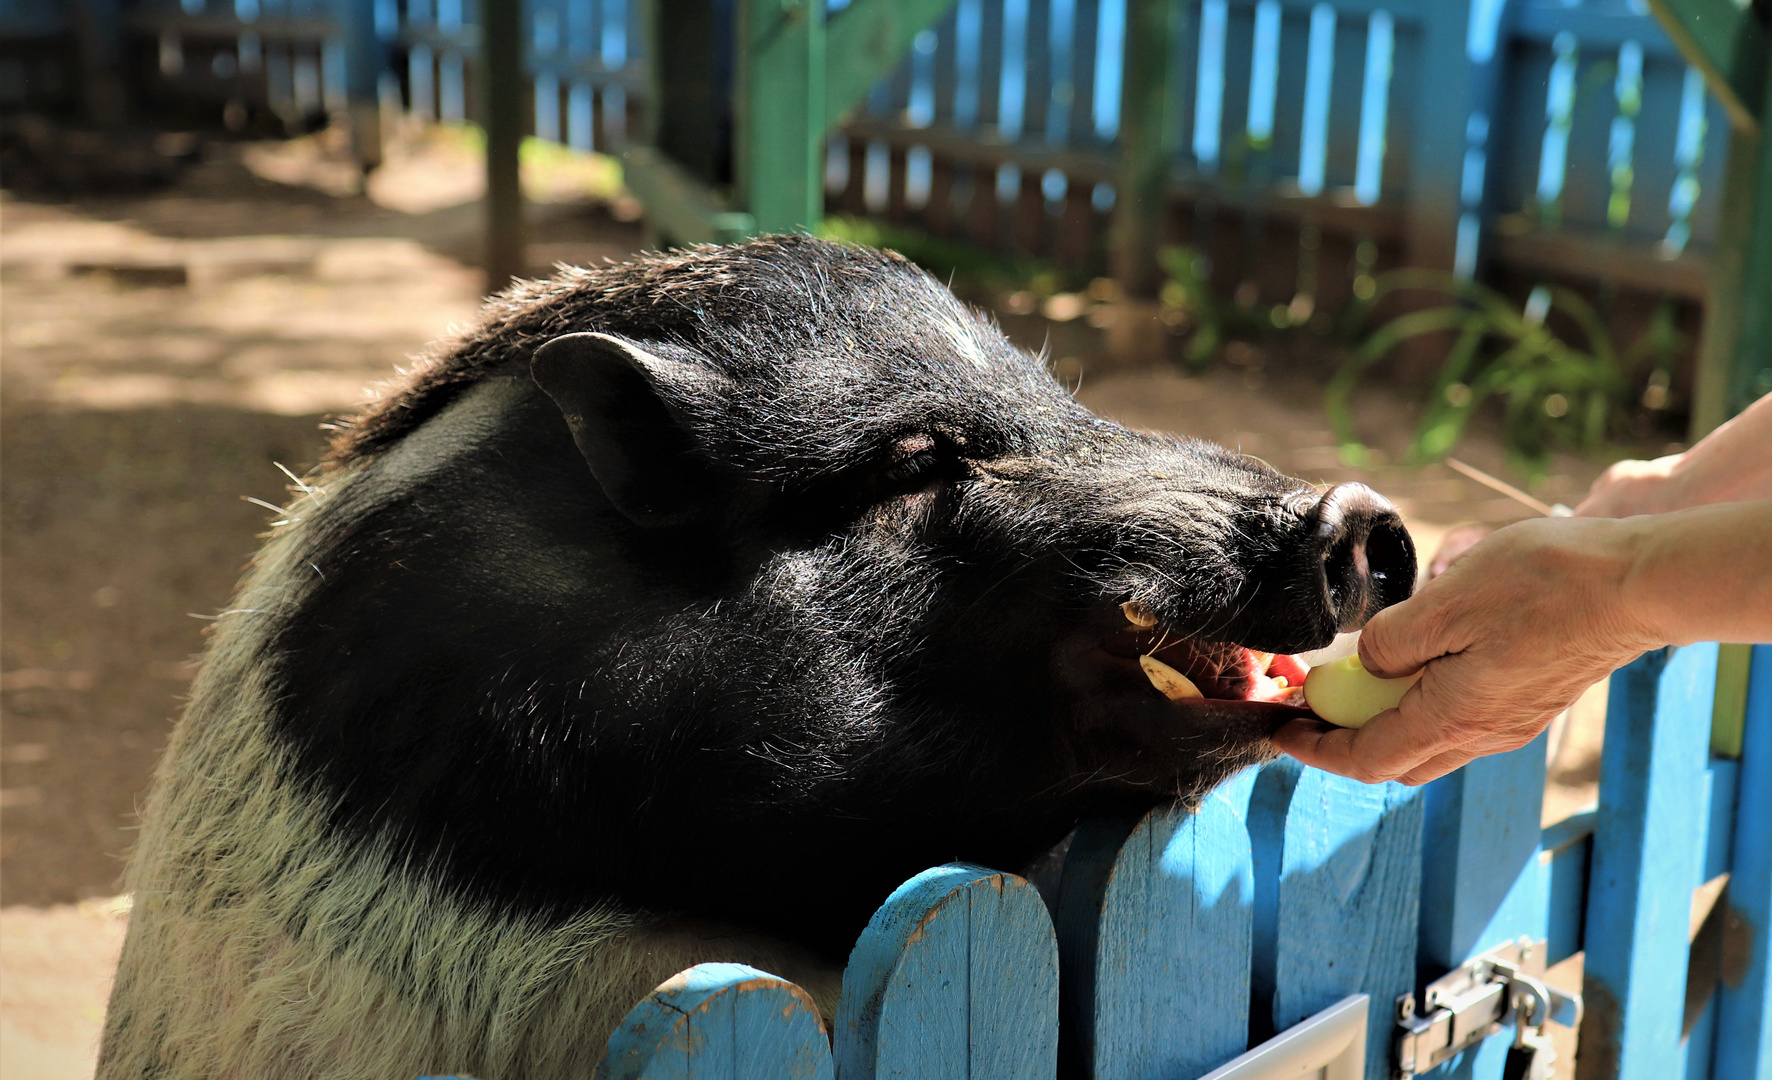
[250,236,1413,960]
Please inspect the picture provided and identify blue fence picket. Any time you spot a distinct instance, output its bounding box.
[835,863,1058,1080]
[1080,769,1259,1080]
[1581,644,1720,1080]
[1416,734,1550,1078]
[1263,764,1423,1080]
[602,962,834,1080]
[1714,645,1772,1078]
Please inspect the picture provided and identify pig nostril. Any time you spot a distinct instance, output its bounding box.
[1309,483,1418,630]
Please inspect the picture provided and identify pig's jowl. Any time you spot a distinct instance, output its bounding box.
[99,237,1414,1080]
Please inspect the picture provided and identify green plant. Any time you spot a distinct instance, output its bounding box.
[1156,245,1282,369]
[1327,270,1634,471]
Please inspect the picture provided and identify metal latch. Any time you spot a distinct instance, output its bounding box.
[1393,938,1582,1078]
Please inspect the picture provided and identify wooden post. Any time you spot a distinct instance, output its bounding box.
[603,962,834,1079]
[1266,768,1422,1080]
[1073,771,1258,1079]
[836,864,1058,1080]
[1645,0,1772,436]
[69,0,127,124]
[645,0,727,187]
[332,0,385,170]
[480,0,526,291]
[734,0,826,234]
[1417,738,1550,1076]
[1578,645,1719,1080]
[1713,645,1772,1077]
[1109,0,1176,300]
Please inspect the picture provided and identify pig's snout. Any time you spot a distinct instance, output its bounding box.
[1307,483,1415,631]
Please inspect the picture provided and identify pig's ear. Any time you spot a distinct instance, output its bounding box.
[530,331,728,527]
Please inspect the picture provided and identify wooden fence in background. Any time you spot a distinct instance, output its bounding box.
[24,0,1770,421]
[569,642,1770,1080]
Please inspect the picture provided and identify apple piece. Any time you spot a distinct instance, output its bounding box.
[1266,653,1309,686]
[1302,654,1422,729]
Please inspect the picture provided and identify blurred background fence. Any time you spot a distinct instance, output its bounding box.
[3,0,1766,432]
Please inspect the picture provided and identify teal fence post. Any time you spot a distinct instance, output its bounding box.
[1072,770,1258,1079]
[1266,767,1423,1080]
[1579,644,1720,1080]
[603,962,834,1080]
[1416,735,1550,1078]
[1713,645,1772,1077]
[735,0,826,234]
[836,863,1058,1080]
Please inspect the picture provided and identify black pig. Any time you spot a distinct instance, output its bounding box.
[99,237,1413,1080]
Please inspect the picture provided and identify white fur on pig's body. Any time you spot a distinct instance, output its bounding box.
[98,460,841,1080]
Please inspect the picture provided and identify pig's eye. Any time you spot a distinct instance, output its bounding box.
[870,439,948,500]
[881,450,939,488]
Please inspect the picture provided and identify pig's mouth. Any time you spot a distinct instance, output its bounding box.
[1092,602,1313,721]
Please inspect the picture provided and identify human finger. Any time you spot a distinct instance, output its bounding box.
[1396,746,1480,785]
[1269,708,1444,784]
[1358,596,1450,680]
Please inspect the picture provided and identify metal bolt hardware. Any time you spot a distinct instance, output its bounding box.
[1393,938,1583,1079]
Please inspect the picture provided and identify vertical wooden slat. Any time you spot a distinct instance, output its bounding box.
[1415,735,1550,1079]
[1270,768,1423,1080]
[836,863,1058,1080]
[1578,644,1720,1080]
[481,0,525,290]
[735,0,826,233]
[1110,0,1178,296]
[1087,770,1258,1080]
[1401,0,1477,275]
[603,962,835,1080]
[1714,645,1772,1078]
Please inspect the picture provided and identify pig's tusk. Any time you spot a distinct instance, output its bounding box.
[1140,654,1205,701]
[1122,601,1159,628]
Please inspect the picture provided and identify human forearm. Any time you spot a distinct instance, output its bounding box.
[1578,391,1772,517]
[1624,498,1772,646]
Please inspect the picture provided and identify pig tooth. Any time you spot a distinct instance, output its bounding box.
[1250,650,1275,674]
[1122,601,1159,628]
[1140,654,1205,701]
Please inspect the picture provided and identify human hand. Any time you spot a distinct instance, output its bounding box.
[1426,523,1492,579]
[1270,516,1659,784]
[1574,453,1685,518]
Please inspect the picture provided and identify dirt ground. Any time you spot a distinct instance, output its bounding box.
[1,132,1625,1078]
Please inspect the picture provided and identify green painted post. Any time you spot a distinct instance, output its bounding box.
[1109,0,1178,300]
[1726,71,1772,418]
[823,0,961,130]
[735,0,826,235]
[1647,0,1772,436]
[481,0,526,291]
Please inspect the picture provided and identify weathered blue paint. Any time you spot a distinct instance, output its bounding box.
[1582,644,1719,1080]
[834,863,1057,1080]
[1271,768,1423,1080]
[1087,768,1259,1080]
[1415,734,1548,1079]
[1248,757,1305,1044]
[602,962,834,1080]
[1714,644,1772,1079]
[1053,810,1145,1074]
[1542,804,1596,966]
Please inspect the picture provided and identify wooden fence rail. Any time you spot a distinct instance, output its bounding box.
[585,642,1768,1080]
[72,0,1770,420]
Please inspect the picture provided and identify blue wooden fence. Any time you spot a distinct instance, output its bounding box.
[590,643,1769,1080]
[36,0,1727,302]
[834,0,1729,301]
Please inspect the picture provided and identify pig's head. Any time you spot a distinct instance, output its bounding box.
[289,237,1414,953]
